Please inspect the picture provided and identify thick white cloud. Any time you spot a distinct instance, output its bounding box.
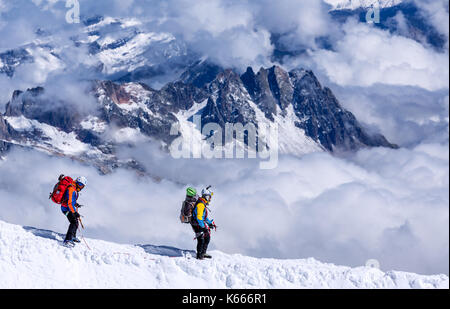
[0,140,448,275]
[253,0,334,49]
[171,0,253,38]
[146,0,275,69]
[327,84,449,147]
[311,20,449,91]
[2,0,447,91]
[0,0,448,277]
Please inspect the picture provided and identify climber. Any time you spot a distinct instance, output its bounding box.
[60,176,87,247]
[190,186,217,260]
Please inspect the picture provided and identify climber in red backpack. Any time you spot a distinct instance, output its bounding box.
[50,175,87,247]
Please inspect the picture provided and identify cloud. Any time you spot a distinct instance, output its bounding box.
[326,84,449,147]
[0,138,448,275]
[154,0,334,70]
[3,0,448,92]
[0,0,69,50]
[413,0,449,48]
[309,19,449,91]
[0,0,448,277]
[254,0,335,49]
[146,0,274,70]
[0,0,330,105]
[0,0,99,110]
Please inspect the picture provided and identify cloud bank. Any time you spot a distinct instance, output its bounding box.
[0,0,448,277]
[1,0,448,93]
[327,84,449,147]
[0,139,448,275]
[308,20,449,91]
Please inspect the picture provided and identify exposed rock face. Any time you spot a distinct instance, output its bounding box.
[0,114,9,139]
[160,81,209,111]
[5,87,81,133]
[241,66,297,120]
[289,69,396,151]
[179,60,223,89]
[0,114,14,156]
[0,48,33,77]
[93,80,208,145]
[202,69,257,127]
[240,66,396,151]
[1,64,396,172]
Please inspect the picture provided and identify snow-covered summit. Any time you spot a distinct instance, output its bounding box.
[1,65,396,175]
[324,0,403,10]
[0,14,192,82]
[0,219,448,289]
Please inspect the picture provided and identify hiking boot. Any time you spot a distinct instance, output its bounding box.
[196,253,204,260]
[203,254,212,259]
[72,237,81,243]
[63,240,75,247]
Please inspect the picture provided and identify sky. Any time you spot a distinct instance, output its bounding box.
[0,0,449,275]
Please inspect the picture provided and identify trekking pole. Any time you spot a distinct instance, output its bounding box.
[78,217,85,229]
[77,217,91,250]
[80,231,91,250]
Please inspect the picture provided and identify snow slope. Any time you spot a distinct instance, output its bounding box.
[0,220,448,289]
[3,115,110,160]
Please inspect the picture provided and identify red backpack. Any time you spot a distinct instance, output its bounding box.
[49,175,75,205]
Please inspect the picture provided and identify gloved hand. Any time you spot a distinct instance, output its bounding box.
[76,203,84,208]
[209,221,217,231]
[73,212,81,219]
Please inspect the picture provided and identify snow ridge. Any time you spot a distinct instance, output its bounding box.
[0,220,448,289]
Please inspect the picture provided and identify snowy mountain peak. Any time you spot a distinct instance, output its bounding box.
[179,59,224,88]
[0,13,192,83]
[324,0,403,10]
[1,65,396,174]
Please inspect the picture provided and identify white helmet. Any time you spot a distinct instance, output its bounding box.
[201,187,213,202]
[76,176,87,187]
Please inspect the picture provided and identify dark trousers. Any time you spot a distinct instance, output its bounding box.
[191,224,210,256]
[64,212,79,241]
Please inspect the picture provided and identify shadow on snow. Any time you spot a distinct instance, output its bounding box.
[23,226,196,258]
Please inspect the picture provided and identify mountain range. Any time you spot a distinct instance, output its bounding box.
[0,61,396,174]
[5,2,438,174]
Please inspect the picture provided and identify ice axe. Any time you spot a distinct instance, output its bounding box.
[205,185,213,197]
